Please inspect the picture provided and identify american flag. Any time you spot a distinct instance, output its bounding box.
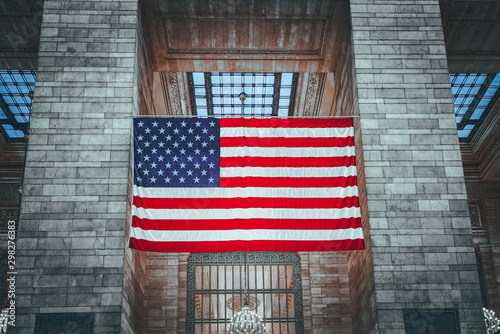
[130,117,364,252]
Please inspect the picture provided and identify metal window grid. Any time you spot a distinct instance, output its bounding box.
[187,252,303,334]
[0,70,36,141]
[188,72,298,118]
[449,73,500,141]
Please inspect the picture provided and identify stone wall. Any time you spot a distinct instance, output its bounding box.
[351,0,485,332]
[13,0,140,332]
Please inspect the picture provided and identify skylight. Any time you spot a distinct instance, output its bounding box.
[188,72,297,117]
[450,73,500,141]
[0,70,35,141]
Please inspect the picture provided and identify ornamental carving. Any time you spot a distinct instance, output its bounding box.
[469,204,481,227]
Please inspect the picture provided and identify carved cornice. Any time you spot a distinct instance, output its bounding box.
[162,18,326,57]
[162,72,191,116]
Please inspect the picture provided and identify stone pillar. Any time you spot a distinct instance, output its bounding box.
[13,0,140,332]
[350,1,486,333]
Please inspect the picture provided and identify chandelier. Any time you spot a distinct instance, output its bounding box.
[227,250,266,334]
[484,307,500,334]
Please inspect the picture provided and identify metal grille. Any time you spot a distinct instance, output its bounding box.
[187,252,303,334]
[188,72,298,117]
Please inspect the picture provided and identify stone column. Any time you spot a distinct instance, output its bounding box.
[350,0,485,332]
[13,0,140,332]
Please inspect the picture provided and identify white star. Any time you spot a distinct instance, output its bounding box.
[172,156,179,162]
[165,177,171,183]
[136,176,142,182]
[173,128,180,134]
[201,156,208,161]
[144,142,150,147]
[188,128,194,134]
[158,142,164,148]
[152,121,158,127]
[166,121,172,127]
[145,128,151,134]
[181,121,187,127]
[187,155,193,161]
[144,155,150,161]
[209,135,215,141]
[209,149,215,155]
[194,163,200,169]
[209,163,215,169]
[195,135,201,141]
[194,177,200,183]
[180,149,186,155]
[202,128,208,134]
[158,155,164,162]
[165,162,171,168]
[166,135,172,141]
[209,121,215,127]
[151,177,156,183]
[158,170,164,176]
[151,148,157,154]
[187,170,193,176]
[151,162,157,168]
[137,162,142,169]
[179,177,185,183]
[208,177,214,183]
[137,148,143,154]
[137,135,143,141]
[201,142,208,147]
[165,148,172,155]
[187,142,194,148]
[138,121,144,127]
[144,170,149,175]
[194,149,201,155]
[152,135,158,141]
[159,128,165,134]
[195,121,201,127]
[180,163,186,168]
[201,170,207,176]
[172,170,179,176]
[173,142,180,148]
[180,135,186,141]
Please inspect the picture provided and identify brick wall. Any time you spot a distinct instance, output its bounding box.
[351,0,485,332]
[13,1,140,332]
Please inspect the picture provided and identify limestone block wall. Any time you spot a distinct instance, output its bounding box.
[350,0,485,332]
[13,0,140,332]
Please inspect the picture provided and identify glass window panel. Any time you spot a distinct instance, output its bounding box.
[196,98,207,107]
[14,115,30,123]
[197,108,208,117]
[192,73,205,85]
[282,73,293,85]
[2,125,24,138]
[471,108,484,120]
[0,109,6,119]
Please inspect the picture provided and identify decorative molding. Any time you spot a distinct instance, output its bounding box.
[161,72,191,116]
[162,19,326,56]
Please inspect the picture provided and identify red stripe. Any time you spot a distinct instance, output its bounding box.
[133,196,359,209]
[220,156,356,167]
[220,136,354,148]
[220,176,357,188]
[220,118,353,128]
[132,216,361,230]
[129,238,364,252]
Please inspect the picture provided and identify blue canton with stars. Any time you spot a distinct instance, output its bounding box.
[133,118,220,187]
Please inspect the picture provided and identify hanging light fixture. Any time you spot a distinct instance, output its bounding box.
[227,252,266,334]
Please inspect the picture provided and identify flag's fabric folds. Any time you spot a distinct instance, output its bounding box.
[130,117,364,252]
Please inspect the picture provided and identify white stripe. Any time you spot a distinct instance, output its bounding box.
[221,146,354,158]
[133,207,361,220]
[220,166,357,178]
[130,227,364,242]
[221,127,354,138]
[133,185,359,199]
